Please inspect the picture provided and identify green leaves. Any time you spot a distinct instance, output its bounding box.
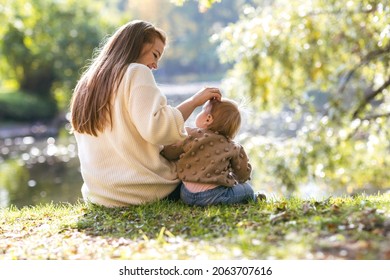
[0,0,111,103]
[217,0,389,110]
[217,0,390,194]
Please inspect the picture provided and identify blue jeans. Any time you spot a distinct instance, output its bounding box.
[180,182,255,206]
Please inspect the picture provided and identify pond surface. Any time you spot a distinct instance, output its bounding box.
[0,132,82,208]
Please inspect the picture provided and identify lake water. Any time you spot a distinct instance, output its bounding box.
[0,131,82,208]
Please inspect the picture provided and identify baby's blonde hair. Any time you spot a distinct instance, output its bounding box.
[207,98,241,139]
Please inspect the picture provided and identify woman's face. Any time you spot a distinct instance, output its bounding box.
[137,38,165,70]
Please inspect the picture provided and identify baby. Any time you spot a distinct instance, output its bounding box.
[161,98,264,206]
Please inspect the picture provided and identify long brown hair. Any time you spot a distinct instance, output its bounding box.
[70,20,166,136]
[207,98,242,139]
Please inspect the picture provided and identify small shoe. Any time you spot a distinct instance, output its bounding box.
[255,192,267,202]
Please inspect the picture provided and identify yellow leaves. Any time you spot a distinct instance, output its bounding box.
[156,226,176,244]
[310,65,322,81]
[23,35,33,49]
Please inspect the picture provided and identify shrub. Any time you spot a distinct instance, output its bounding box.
[0,90,57,122]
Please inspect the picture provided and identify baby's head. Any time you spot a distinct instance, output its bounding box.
[196,98,241,139]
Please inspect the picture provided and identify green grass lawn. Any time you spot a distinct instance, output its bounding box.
[1,193,389,260]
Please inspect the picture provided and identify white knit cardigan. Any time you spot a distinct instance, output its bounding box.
[74,63,187,206]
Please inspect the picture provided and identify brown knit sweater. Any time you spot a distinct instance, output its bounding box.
[161,127,252,186]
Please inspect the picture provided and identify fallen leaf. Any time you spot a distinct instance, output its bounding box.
[275,202,287,212]
[302,202,316,214]
[331,204,340,213]
[270,211,290,225]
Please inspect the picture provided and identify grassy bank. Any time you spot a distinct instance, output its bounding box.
[0,89,57,122]
[1,193,390,260]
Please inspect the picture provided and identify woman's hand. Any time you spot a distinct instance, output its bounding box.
[191,87,222,107]
[176,87,222,121]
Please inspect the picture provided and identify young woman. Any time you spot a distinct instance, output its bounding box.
[70,20,221,207]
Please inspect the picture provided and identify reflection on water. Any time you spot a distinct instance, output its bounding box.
[0,129,83,208]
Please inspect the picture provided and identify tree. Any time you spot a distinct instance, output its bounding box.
[211,0,389,194]
[0,0,112,107]
[125,0,245,82]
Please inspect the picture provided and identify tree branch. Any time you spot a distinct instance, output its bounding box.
[363,112,390,121]
[352,76,390,119]
[347,111,390,140]
[338,44,390,95]
[305,6,378,18]
[364,44,390,62]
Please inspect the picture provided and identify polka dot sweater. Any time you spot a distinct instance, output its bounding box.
[161,127,252,187]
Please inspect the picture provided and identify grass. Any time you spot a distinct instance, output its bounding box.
[1,193,390,260]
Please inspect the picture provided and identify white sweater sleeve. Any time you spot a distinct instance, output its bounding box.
[127,64,187,145]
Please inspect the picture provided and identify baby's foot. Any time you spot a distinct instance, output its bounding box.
[255,192,267,202]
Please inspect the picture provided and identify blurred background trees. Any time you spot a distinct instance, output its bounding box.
[118,0,245,82]
[0,0,114,117]
[211,0,389,194]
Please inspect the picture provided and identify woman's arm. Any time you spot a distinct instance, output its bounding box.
[127,65,188,145]
[176,87,221,121]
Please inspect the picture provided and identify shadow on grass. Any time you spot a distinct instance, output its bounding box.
[76,200,265,240]
[74,195,390,259]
